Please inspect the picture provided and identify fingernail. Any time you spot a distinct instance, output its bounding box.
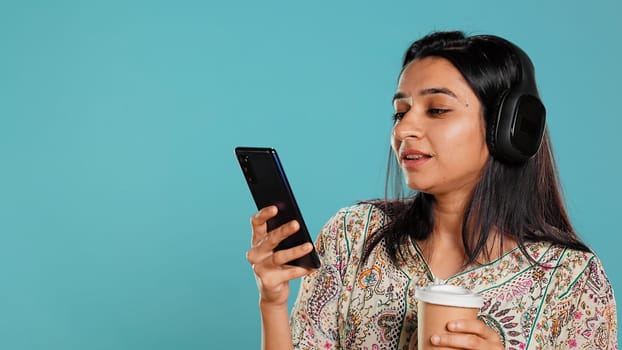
[447,321,459,330]
[304,243,313,251]
[430,335,440,344]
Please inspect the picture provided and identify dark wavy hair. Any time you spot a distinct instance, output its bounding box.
[364,31,590,265]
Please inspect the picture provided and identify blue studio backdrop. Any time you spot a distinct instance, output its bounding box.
[1,0,620,348]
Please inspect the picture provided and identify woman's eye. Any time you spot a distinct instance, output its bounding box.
[428,108,449,116]
[392,112,406,122]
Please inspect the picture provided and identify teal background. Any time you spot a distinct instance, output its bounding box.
[1,0,620,348]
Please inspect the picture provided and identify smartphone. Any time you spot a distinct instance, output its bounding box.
[235,146,321,269]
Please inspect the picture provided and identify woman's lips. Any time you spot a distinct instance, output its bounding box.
[400,150,432,169]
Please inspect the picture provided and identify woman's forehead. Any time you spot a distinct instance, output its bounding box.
[396,57,475,105]
[398,57,465,88]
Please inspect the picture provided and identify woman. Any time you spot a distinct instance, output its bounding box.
[246,31,618,349]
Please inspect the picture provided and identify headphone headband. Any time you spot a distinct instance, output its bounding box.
[504,39,540,99]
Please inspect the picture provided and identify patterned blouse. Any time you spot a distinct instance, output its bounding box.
[290,204,618,349]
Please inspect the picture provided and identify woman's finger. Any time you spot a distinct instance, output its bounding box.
[246,223,309,266]
[263,220,300,251]
[430,319,504,349]
[250,205,278,245]
[247,223,306,266]
[447,319,500,340]
[430,333,482,349]
[246,247,263,266]
[256,265,315,290]
[271,242,313,266]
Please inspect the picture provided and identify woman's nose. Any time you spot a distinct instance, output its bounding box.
[392,114,423,141]
[393,128,420,141]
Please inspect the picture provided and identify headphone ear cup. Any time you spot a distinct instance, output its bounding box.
[489,89,526,163]
[489,89,545,163]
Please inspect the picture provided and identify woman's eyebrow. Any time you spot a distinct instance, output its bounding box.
[392,87,458,104]
[392,91,409,103]
[392,92,412,108]
[419,87,458,99]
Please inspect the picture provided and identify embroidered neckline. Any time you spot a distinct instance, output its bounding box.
[403,236,549,284]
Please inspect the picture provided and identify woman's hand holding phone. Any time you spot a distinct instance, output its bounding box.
[246,205,317,307]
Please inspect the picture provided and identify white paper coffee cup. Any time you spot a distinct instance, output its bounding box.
[413,285,483,350]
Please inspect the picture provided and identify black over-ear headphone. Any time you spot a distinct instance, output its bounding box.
[487,37,546,164]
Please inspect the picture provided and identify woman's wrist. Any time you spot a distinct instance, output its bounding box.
[259,299,294,350]
[259,299,289,312]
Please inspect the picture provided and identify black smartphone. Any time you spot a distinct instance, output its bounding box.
[235,146,321,269]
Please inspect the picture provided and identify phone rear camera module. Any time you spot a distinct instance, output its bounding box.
[238,156,256,184]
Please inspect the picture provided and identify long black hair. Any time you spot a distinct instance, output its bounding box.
[364,31,590,265]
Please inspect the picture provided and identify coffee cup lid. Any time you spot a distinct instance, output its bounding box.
[415,285,483,308]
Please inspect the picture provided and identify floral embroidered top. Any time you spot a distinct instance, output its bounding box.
[290,204,618,350]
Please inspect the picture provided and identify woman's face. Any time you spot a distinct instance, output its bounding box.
[391,57,489,196]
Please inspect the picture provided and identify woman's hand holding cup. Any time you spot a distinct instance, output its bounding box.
[428,318,504,349]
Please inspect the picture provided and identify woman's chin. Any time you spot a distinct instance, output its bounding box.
[405,182,432,194]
